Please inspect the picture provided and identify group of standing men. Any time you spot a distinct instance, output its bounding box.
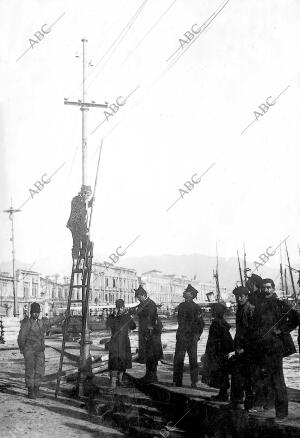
[170,275,299,422]
[17,276,299,423]
[127,276,299,422]
[228,275,299,420]
[106,283,204,387]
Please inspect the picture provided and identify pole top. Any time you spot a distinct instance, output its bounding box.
[81,38,88,43]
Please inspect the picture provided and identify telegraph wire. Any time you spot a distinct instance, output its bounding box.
[120,0,177,67]
[91,2,229,154]
[78,0,150,95]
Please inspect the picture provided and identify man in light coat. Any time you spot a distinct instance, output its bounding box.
[18,302,46,399]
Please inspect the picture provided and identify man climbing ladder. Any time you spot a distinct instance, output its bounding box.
[56,141,103,398]
[67,184,93,260]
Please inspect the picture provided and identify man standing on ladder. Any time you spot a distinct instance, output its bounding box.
[67,185,93,260]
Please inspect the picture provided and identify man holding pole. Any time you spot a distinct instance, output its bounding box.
[67,185,93,259]
[134,286,163,384]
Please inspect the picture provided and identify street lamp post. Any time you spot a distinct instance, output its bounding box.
[3,203,22,317]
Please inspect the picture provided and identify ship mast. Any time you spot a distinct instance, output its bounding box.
[237,250,244,287]
[213,242,221,302]
[243,242,248,284]
[284,268,288,298]
[279,245,284,296]
[285,242,297,304]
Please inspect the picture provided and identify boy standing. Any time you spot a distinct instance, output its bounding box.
[230,286,256,409]
[203,303,234,400]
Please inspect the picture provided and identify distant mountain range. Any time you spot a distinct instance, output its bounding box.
[0,253,281,292]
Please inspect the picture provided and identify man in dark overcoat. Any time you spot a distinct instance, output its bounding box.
[134,285,163,383]
[202,302,234,400]
[17,302,46,399]
[106,299,136,388]
[173,284,204,388]
[255,278,298,421]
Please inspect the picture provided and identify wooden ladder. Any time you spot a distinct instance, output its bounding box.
[55,240,93,398]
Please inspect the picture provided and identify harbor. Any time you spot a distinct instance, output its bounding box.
[2,0,300,437]
[1,329,299,437]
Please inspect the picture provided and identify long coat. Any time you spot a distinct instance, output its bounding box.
[17,318,46,353]
[106,313,136,371]
[234,301,256,352]
[137,298,163,363]
[66,195,89,232]
[202,317,234,388]
[176,300,204,341]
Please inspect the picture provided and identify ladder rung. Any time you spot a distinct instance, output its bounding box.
[73,269,83,273]
[71,299,83,303]
[72,284,83,288]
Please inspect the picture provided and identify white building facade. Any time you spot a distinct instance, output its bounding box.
[0,270,69,318]
[140,270,227,310]
[92,263,138,306]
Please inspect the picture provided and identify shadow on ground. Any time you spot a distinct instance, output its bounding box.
[63,422,123,437]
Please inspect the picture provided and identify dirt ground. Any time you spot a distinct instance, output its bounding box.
[0,346,124,438]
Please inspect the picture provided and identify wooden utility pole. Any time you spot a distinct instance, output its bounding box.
[64,39,108,185]
[3,202,22,317]
[64,39,108,388]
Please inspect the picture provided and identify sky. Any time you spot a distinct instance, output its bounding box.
[1,0,300,276]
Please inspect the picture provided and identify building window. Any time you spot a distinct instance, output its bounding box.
[24,282,29,298]
[113,278,116,288]
[105,278,108,287]
[52,287,55,299]
[0,281,8,298]
[32,283,38,298]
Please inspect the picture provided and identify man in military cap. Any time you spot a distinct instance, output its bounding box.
[17,302,46,399]
[173,284,204,388]
[67,185,93,259]
[134,285,163,383]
